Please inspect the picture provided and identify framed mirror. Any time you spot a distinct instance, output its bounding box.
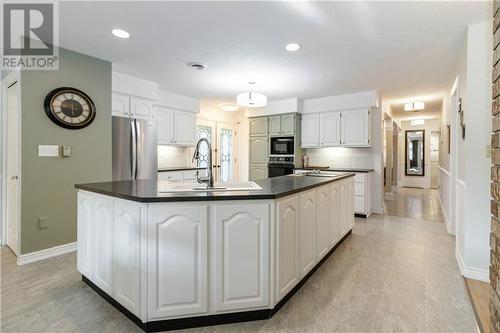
[405,130,425,176]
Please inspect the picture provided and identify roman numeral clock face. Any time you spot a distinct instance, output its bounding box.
[44,88,96,129]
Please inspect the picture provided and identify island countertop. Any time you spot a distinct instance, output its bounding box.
[74,173,355,203]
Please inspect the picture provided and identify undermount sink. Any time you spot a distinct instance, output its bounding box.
[158,181,262,193]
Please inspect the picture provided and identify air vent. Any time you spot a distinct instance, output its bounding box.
[186,62,207,70]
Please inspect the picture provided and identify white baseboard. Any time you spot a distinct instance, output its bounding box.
[437,194,452,235]
[16,242,76,266]
[455,248,489,282]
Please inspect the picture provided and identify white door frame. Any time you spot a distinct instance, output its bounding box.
[449,75,459,236]
[1,70,22,253]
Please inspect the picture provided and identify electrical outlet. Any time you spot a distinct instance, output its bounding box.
[39,216,49,230]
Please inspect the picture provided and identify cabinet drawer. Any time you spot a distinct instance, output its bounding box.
[354,183,365,196]
[354,173,367,183]
[158,171,183,181]
[354,196,365,213]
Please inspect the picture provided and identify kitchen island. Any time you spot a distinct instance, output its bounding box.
[75,174,355,332]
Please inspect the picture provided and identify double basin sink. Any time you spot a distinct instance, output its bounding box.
[159,181,263,193]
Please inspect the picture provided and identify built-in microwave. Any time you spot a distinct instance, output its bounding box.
[270,137,294,155]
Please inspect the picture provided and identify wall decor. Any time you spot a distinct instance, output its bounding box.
[44,87,96,129]
[458,97,465,139]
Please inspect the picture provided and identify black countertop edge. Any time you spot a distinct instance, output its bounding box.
[75,173,355,203]
[158,167,205,172]
[295,167,375,173]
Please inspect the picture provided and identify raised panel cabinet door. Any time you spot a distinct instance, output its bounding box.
[152,106,174,145]
[299,190,317,276]
[148,205,208,318]
[320,112,341,146]
[92,196,114,294]
[249,137,268,165]
[348,178,355,229]
[269,115,281,136]
[114,201,142,316]
[339,180,349,236]
[301,114,320,148]
[249,164,268,181]
[173,110,196,146]
[213,203,269,311]
[130,96,153,120]
[281,113,296,135]
[329,183,341,247]
[277,195,299,300]
[77,191,94,278]
[112,92,130,117]
[316,186,330,259]
[249,117,268,136]
[341,109,370,147]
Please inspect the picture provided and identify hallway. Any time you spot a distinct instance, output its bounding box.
[384,187,445,223]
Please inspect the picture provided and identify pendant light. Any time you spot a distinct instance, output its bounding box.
[236,82,267,108]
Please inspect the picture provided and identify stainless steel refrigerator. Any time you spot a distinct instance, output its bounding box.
[112,117,158,181]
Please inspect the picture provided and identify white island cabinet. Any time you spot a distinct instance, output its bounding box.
[76,175,354,331]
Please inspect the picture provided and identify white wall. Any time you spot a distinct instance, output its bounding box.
[302,90,379,113]
[398,119,440,189]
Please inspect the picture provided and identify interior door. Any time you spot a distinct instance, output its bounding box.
[6,80,20,255]
[216,123,236,182]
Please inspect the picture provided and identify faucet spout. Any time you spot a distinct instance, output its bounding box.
[192,137,214,188]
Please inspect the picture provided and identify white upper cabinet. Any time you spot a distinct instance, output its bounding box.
[249,117,268,136]
[341,109,370,147]
[112,92,130,118]
[153,106,196,147]
[301,114,320,148]
[173,110,196,146]
[269,114,296,136]
[130,96,153,120]
[269,116,281,136]
[302,109,371,148]
[320,112,341,147]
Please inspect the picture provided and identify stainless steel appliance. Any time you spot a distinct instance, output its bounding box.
[270,137,294,156]
[112,116,158,181]
[268,156,294,178]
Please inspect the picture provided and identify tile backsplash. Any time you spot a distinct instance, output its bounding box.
[157,145,193,168]
[305,148,375,169]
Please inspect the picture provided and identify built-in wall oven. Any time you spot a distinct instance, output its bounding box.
[268,157,294,178]
[270,137,294,156]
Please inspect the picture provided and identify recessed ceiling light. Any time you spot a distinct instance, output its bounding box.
[220,104,239,112]
[111,29,130,39]
[186,62,207,70]
[285,43,300,51]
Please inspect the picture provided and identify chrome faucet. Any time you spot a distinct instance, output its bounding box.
[192,137,214,188]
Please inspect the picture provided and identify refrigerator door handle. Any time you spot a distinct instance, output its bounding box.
[135,119,142,179]
[131,119,137,180]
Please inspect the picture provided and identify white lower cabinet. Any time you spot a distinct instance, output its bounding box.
[329,183,341,247]
[213,203,269,311]
[93,196,114,294]
[148,205,208,318]
[276,196,300,300]
[316,186,331,258]
[113,201,143,317]
[299,190,317,276]
[77,192,93,278]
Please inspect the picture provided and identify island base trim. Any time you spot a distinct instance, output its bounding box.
[82,230,352,332]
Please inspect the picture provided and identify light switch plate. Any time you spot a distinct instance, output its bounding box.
[62,145,71,157]
[38,145,59,157]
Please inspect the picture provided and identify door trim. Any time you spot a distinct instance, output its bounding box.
[1,71,22,252]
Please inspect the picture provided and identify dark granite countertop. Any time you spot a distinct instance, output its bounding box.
[296,167,374,173]
[75,173,355,203]
[158,166,205,172]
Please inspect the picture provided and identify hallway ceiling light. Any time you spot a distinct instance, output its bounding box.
[404,101,425,112]
[285,43,301,51]
[236,82,267,108]
[220,104,239,112]
[111,29,130,39]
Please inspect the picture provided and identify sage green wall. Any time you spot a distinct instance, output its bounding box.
[20,48,111,254]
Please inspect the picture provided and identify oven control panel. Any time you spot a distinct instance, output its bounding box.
[269,156,294,164]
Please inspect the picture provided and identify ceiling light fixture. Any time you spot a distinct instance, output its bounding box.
[285,43,301,51]
[111,29,130,39]
[236,82,267,108]
[404,101,425,112]
[186,62,207,70]
[220,104,239,112]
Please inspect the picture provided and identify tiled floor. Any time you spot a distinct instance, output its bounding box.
[384,187,445,223]
[1,214,477,333]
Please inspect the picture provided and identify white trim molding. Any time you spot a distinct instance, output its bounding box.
[438,194,451,234]
[16,242,76,266]
[455,240,489,282]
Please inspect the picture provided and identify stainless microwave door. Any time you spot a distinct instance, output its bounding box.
[112,116,133,181]
[135,118,158,180]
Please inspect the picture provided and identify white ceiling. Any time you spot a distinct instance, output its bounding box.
[389,97,443,122]
[58,1,490,104]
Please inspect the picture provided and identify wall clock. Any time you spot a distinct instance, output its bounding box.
[44,87,96,129]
